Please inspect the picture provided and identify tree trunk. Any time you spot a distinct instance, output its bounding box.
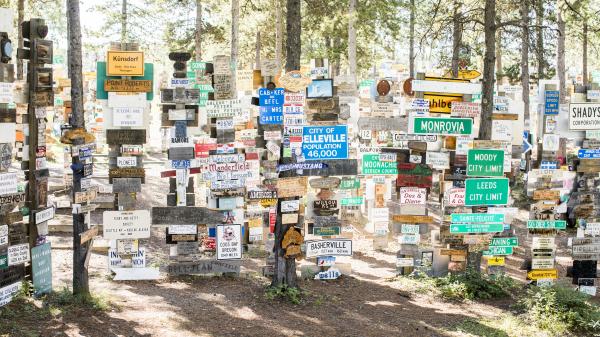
[16,0,24,80]
[535,0,544,81]
[495,17,503,85]
[285,0,301,71]
[231,0,239,70]
[195,0,202,61]
[333,37,341,77]
[557,0,566,103]
[255,31,261,70]
[451,0,462,77]
[121,0,127,43]
[521,0,530,124]
[409,0,415,78]
[67,0,89,296]
[479,0,496,140]
[583,19,588,86]
[348,0,357,81]
[275,0,283,70]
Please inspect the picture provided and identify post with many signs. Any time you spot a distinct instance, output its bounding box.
[16,18,54,291]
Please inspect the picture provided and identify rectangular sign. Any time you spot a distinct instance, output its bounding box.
[399,187,426,205]
[302,125,348,160]
[412,80,481,94]
[0,172,17,196]
[490,237,518,247]
[31,243,52,296]
[151,207,224,224]
[451,213,504,224]
[449,223,504,234]
[117,156,137,168]
[305,239,352,258]
[467,149,504,177]
[104,79,152,92]
[8,243,30,265]
[106,129,146,145]
[216,224,242,260]
[569,103,600,130]
[544,90,559,115]
[423,94,462,114]
[362,153,398,175]
[102,210,151,239]
[106,51,144,76]
[527,220,567,229]
[35,207,55,224]
[412,117,473,135]
[464,178,509,206]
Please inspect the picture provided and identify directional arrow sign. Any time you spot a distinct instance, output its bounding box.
[527,269,557,280]
[483,246,513,256]
[450,223,504,234]
[522,131,532,154]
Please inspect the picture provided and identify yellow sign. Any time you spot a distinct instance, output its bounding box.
[442,70,482,80]
[527,269,558,280]
[487,257,505,266]
[107,51,144,76]
[259,198,277,207]
[423,94,463,114]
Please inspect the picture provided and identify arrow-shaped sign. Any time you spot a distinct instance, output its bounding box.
[522,131,532,154]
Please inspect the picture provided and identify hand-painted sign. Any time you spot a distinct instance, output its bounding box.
[305,239,352,258]
[8,243,30,265]
[399,187,426,205]
[31,243,52,296]
[467,149,504,177]
[464,178,509,206]
[302,125,348,160]
[412,117,472,135]
[216,224,242,260]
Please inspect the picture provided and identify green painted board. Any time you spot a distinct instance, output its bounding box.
[450,223,504,234]
[465,178,509,206]
[0,254,7,269]
[96,61,154,100]
[451,213,504,224]
[190,61,207,71]
[340,178,360,190]
[31,242,52,297]
[412,117,473,135]
[313,227,341,236]
[467,149,504,177]
[483,246,513,256]
[362,154,398,175]
[527,220,567,229]
[341,197,363,206]
[489,237,518,247]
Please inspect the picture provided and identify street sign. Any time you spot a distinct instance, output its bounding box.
[106,51,144,76]
[412,117,473,135]
[464,178,509,206]
[544,90,559,115]
[483,246,513,256]
[450,223,504,234]
[578,149,600,159]
[302,125,348,160]
[362,153,398,175]
[451,213,504,224]
[527,220,567,229]
[467,149,504,177]
[490,237,518,247]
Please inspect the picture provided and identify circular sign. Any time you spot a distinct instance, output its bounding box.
[403,78,414,96]
[0,143,11,171]
[377,80,391,96]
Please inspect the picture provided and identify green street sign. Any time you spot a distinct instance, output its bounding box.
[186,71,196,79]
[465,178,509,206]
[340,178,360,190]
[0,254,7,269]
[451,213,504,224]
[53,55,64,64]
[467,149,504,177]
[31,243,52,297]
[483,246,513,256]
[412,117,473,135]
[490,237,518,247]
[527,220,567,229]
[341,197,363,206]
[362,154,398,175]
[450,223,504,234]
[96,61,154,100]
[313,227,341,236]
[190,61,207,71]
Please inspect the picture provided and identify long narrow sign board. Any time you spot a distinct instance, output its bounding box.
[412,80,481,94]
[104,79,152,92]
[106,129,146,145]
[527,220,567,229]
[151,207,224,225]
[451,213,504,224]
[450,223,504,234]
[412,117,472,135]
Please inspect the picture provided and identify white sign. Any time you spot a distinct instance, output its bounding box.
[451,102,481,118]
[399,187,427,205]
[542,134,560,152]
[0,282,20,308]
[216,119,234,130]
[412,80,481,94]
[369,207,389,222]
[532,237,555,249]
[168,225,197,235]
[569,103,600,130]
[103,210,151,240]
[281,200,300,212]
[580,286,597,296]
[305,239,352,258]
[398,234,420,244]
[8,243,30,265]
[426,151,450,169]
[587,90,600,100]
[0,172,17,196]
[113,267,160,281]
[117,156,137,168]
[264,131,282,141]
[205,99,243,118]
[0,225,6,246]
[113,107,144,127]
[261,59,278,76]
[108,248,147,269]
[532,258,554,270]
[217,224,242,260]
[108,92,146,108]
[491,120,513,141]
[0,123,15,143]
[396,258,414,267]
[584,222,600,236]
[35,207,55,224]
[446,188,465,206]
[0,82,14,104]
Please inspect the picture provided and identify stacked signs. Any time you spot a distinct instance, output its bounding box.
[102,46,157,281]
[0,38,29,305]
[568,94,600,292]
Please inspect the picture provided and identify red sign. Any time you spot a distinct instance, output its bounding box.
[245,152,259,160]
[269,208,277,233]
[397,163,433,188]
[160,167,201,178]
[195,143,217,158]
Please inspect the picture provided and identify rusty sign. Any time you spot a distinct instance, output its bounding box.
[109,167,145,183]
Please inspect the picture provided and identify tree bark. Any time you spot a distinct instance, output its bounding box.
[255,31,261,70]
[231,0,239,70]
[409,0,415,78]
[479,0,496,140]
[451,0,462,77]
[285,0,301,71]
[583,19,588,86]
[535,0,544,80]
[521,0,530,124]
[557,0,566,103]
[121,0,127,43]
[67,0,89,296]
[348,0,357,81]
[16,0,24,80]
[275,0,283,70]
[195,0,202,61]
[495,17,503,85]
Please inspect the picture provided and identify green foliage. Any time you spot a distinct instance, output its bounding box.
[45,287,113,312]
[511,172,532,209]
[518,285,600,335]
[432,269,517,301]
[264,284,302,305]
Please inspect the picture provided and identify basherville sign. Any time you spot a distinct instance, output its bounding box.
[305,239,352,258]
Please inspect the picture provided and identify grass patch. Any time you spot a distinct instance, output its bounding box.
[432,270,518,301]
[44,287,115,312]
[453,314,548,337]
[265,284,303,305]
[517,284,600,336]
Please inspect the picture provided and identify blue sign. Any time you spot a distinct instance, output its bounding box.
[540,161,558,170]
[259,106,284,124]
[172,160,191,169]
[578,149,600,159]
[522,131,532,154]
[258,88,284,106]
[544,90,559,115]
[302,125,348,160]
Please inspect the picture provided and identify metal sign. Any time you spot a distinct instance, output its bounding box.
[544,90,559,115]
[302,125,348,160]
[464,178,509,206]
[450,223,504,234]
[216,224,242,260]
[467,149,504,177]
[412,117,473,135]
[104,79,152,92]
[569,103,600,130]
[526,220,566,229]
[451,213,504,224]
[106,51,144,76]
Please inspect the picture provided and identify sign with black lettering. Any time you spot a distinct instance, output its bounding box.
[106,129,146,145]
[216,224,242,260]
[151,207,224,225]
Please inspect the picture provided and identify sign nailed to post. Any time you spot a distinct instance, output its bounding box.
[464,178,509,206]
[302,125,348,160]
[412,117,473,135]
[106,51,144,76]
[216,224,242,260]
[305,239,352,258]
[103,210,151,240]
[467,149,504,177]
